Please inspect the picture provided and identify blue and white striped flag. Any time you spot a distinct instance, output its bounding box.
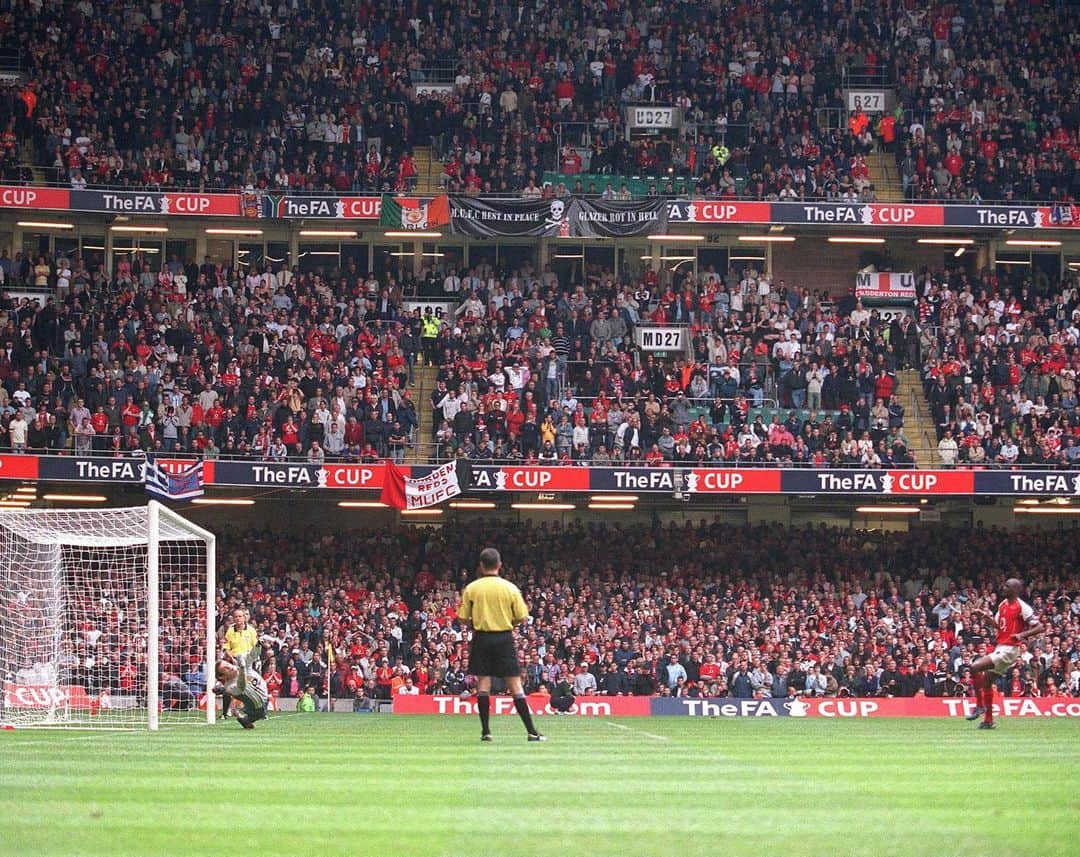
[144,457,204,502]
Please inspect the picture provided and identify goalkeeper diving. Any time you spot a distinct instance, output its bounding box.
[215,649,268,730]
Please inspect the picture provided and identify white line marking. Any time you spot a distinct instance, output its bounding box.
[604,720,670,742]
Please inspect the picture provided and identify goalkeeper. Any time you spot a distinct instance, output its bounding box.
[221,608,258,719]
[215,655,268,729]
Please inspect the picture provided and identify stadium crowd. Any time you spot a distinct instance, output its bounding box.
[0,0,1074,202]
[1,236,1077,469]
[0,239,931,467]
[213,521,1080,704]
[917,266,1080,468]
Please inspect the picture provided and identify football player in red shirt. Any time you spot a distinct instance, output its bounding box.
[965,578,1043,729]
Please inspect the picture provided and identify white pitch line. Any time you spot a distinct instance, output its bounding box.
[604,719,670,742]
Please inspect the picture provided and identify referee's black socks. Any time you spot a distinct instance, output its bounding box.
[477,692,491,735]
[513,693,537,736]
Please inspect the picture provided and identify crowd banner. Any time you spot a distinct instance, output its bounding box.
[449,196,563,237]
[9,457,1080,498]
[568,197,668,237]
[393,694,651,717]
[855,272,916,302]
[379,194,450,230]
[650,696,1080,718]
[381,460,461,510]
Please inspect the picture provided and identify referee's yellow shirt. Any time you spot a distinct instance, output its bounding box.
[224,625,258,658]
[459,576,529,632]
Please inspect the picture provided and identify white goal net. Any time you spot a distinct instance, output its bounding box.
[0,501,215,729]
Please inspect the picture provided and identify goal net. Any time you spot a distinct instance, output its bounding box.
[0,501,215,729]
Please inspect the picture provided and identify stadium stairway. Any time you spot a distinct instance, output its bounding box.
[897,368,939,466]
[866,152,904,202]
[407,361,441,463]
[412,147,442,194]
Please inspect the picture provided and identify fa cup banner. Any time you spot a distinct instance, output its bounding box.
[380,460,461,510]
[855,272,916,302]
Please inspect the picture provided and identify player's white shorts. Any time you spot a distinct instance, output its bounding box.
[988,644,1020,675]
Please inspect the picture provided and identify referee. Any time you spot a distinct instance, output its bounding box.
[458,548,545,742]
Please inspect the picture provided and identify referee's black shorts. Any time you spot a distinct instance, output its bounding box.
[468,630,520,678]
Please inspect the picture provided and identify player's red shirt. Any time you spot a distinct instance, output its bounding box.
[995,598,1035,646]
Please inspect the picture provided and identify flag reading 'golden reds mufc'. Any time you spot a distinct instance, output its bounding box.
[380,460,460,509]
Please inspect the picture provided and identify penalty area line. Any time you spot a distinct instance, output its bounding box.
[603,719,670,742]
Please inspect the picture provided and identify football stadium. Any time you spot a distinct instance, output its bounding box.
[0,0,1079,854]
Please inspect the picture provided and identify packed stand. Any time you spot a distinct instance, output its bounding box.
[426,259,915,467]
[212,521,1080,705]
[0,251,424,463]
[0,244,915,467]
[917,265,1080,468]
[0,0,870,198]
[889,1,1080,204]
[2,0,1071,202]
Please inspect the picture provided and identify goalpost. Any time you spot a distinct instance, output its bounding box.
[0,501,215,730]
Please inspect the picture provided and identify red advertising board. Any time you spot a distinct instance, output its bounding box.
[863,204,944,227]
[798,697,1080,718]
[393,694,651,717]
[3,683,96,710]
[320,463,391,489]
[883,470,974,494]
[0,454,40,480]
[687,468,782,493]
[493,466,592,492]
[687,201,771,223]
[163,192,242,217]
[0,187,71,211]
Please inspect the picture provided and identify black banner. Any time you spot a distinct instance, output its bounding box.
[567,197,668,237]
[37,456,144,482]
[973,471,1080,496]
[70,189,163,215]
[449,196,562,237]
[943,205,1052,229]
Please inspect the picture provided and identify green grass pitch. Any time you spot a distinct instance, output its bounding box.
[2,714,1078,857]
